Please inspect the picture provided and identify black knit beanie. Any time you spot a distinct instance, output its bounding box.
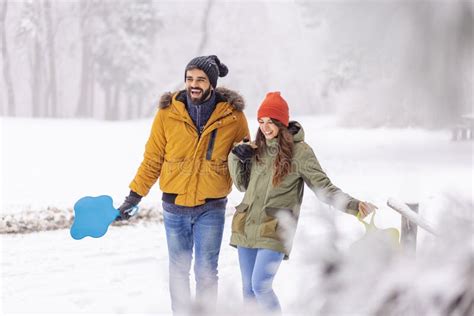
[184,55,228,88]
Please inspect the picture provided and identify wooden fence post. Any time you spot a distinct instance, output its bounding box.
[401,203,419,253]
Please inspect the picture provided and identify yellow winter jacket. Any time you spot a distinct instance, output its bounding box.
[130,87,249,207]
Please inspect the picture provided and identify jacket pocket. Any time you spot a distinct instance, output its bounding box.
[204,159,229,176]
[260,208,297,241]
[231,203,249,234]
[199,159,232,198]
[159,159,190,194]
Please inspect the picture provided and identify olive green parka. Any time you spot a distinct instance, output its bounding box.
[228,121,360,259]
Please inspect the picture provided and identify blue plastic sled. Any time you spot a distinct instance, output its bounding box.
[70,195,121,240]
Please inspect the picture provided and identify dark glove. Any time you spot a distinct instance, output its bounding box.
[232,141,256,163]
[288,123,300,135]
[117,191,142,220]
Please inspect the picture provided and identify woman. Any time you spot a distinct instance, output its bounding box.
[228,91,377,313]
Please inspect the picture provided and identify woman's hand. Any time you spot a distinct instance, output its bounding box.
[358,201,378,218]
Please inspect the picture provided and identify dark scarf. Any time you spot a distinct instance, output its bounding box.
[186,90,217,136]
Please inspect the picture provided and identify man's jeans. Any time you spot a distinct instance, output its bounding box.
[237,247,284,313]
[162,201,226,313]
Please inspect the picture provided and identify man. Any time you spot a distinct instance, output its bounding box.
[118,55,249,313]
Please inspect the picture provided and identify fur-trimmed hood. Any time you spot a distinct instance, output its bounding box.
[158,87,245,111]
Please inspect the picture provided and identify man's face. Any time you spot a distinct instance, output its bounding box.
[185,68,212,104]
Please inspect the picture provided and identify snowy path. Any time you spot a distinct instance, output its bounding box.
[1,206,337,314]
[1,223,171,313]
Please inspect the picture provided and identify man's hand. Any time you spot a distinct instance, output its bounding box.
[117,191,142,220]
[232,139,256,162]
[358,201,378,219]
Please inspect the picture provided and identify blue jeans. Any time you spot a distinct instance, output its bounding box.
[237,247,285,313]
[162,202,226,313]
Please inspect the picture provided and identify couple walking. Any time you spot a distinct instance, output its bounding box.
[117,55,376,314]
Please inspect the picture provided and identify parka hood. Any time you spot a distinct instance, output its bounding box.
[288,121,304,143]
[158,87,245,111]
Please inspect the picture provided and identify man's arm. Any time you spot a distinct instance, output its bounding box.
[234,113,250,143]
[129,109,167,197]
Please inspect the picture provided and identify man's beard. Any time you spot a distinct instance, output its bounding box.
[187,86,212,104]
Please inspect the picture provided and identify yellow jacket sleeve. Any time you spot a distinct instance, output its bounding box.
[129,109,166,196]
[234,113,250,143]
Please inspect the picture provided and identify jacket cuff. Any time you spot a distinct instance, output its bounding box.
[346,199,360,216]
[129,190,142,199]
[126,190,142,205]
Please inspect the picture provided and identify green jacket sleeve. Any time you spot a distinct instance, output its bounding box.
[228,150,250,192]
[297,143,360,215]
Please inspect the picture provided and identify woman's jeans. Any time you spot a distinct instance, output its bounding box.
[162,202,226,313]
[237,247,285,313]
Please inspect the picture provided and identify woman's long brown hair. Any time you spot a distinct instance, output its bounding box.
[255,120,294,186]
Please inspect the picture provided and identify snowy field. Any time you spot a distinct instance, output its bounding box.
[1,115,472,315]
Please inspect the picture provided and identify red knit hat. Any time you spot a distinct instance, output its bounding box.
[257,92,289,126]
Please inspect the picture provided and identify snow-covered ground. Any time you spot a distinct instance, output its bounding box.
[1,116,472,315]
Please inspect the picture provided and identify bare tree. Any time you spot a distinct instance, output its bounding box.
[43,0,57,117]
[92,0,160,120]
[0,0,16,116]
[31,3,44,117]
[16,1,47,117]
[75,0,96,118]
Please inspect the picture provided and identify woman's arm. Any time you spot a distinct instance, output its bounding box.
[298,143,360,215]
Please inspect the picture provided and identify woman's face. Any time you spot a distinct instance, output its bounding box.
[258,117,279,139]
